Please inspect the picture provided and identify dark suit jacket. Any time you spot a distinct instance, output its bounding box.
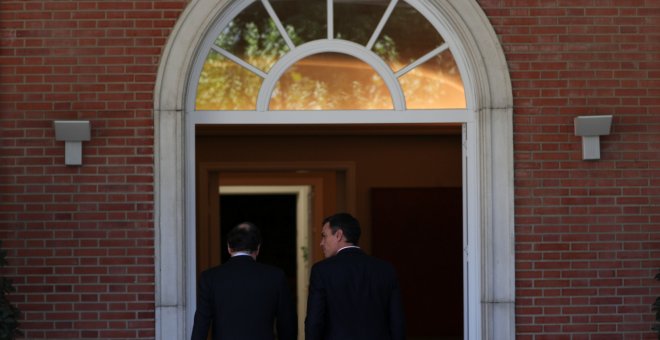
[191,255,297,340]
[304,248,405,340]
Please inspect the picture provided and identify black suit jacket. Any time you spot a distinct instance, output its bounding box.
[304,248,405,340]
[191,256,297,340]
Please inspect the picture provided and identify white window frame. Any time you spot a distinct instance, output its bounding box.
[154,1,515,339]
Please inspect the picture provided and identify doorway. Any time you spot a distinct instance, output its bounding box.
[156,2,516,339]
[195,124,464,339]
[218,185,312,337]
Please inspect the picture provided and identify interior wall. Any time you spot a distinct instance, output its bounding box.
[372,187,463,338]
[196,128,462,252]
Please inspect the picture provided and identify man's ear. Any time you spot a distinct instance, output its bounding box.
[335,228,344,241]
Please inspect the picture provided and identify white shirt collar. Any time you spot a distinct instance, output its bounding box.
[337,245,360,253]
[231,251,252,257]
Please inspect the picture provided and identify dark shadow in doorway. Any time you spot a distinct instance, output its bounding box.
[372,187,463,339]
[219,194,297,294]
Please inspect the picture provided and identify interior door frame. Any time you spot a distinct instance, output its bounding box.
[218,185,311,338]
[195,162,356,339]
[196,161,356,266]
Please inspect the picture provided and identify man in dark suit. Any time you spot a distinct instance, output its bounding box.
[191,222,297,340]
[305,213,405,340]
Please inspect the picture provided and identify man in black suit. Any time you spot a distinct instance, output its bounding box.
[191,222,297,340]
[305,213,405,340]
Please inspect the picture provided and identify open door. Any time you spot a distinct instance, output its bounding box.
[196,167,344,274]
[196,168,345,340]
[219,185,311,338]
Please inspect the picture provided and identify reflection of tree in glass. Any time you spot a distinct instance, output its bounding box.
[271,53,392,110]
[197,18,302,111]
[196,2,465,111]
[334,1,391,46]
[198,14,398,110]
[270,0,327,43]
[197,51,262,111]
[215,19,300,70]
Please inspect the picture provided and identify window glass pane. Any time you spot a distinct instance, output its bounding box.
[334,0,390,45]
[400,50,466,109]
[270,0,327,43]
[214,2,291,72]
[195,0,466,111]
[270,53,393,110]
[375,1,445,73]
[196,51,262,111]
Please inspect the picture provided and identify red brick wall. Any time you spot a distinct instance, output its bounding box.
[1,0,658,339]
[479,0,659,339]
[0,1,186,338]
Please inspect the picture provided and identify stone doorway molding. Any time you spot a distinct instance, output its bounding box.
[154,1,514,339]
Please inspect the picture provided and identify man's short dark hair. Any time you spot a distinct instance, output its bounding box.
[323,213,361,245]
[227,222,261,252]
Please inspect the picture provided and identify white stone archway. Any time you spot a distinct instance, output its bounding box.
[154,1,515,339]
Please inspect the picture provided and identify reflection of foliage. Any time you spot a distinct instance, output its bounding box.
[373,36,397,63]
[270,55,392,110]
[197,53,262,110]
[381,3,441,63]
[272,0,327,43]
[271,73,330,110]
[199,17,302,110]
[216,19,303,69]
[198,9,398,111]
[215,21,240,50]
[334,2,389,47]
[196,1,465,111]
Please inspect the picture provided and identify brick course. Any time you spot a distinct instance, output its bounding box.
[481,1,659,339]
[1,0,186,338]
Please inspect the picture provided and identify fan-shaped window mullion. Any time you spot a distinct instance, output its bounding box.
[257,40,405,111]
[260,0,296,50]
[190,0,467,112]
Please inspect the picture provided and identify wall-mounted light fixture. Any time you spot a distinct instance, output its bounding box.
[54,120,91,166]
[574,115,612,161]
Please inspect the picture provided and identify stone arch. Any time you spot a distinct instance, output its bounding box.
[154,1,514,339]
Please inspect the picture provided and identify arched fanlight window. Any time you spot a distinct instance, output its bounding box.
[192,0,466,112]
